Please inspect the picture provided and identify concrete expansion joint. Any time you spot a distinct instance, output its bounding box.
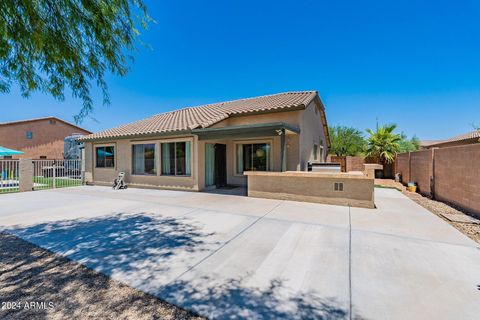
[165,201,284,285]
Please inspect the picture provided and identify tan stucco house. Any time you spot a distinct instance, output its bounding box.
[79,91,330,191]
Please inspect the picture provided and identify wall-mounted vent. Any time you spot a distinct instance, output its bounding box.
[334,182,344,192]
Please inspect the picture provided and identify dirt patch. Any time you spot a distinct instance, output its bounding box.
[0,232,204,320]
[403,192,480,244]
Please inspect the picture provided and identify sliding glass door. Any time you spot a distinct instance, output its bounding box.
[205,143,215,186]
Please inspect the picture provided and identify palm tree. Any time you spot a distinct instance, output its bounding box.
[365,124,402,164]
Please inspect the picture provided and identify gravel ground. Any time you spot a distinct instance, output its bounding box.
[403,192,480,244]
[0,232,204,320]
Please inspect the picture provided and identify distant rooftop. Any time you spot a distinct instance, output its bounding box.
[421,130,480,147]
[0,116,91,134]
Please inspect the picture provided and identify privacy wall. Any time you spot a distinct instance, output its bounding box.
[396,144,480,218]
[434,144,480,217]
[327,155,365,172]
[409,149,434,196]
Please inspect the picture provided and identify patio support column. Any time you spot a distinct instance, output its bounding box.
[280,129,286,172]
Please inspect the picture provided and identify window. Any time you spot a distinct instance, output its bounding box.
[3,155,12,159]
[236,143,270,174]
[313,144,319,161]
[319,137,324,162]
[132,144,156,175]
[96,146,115,168]
[49,119,56,125]
[40,156,47,159]
[161,142,191,176]
[26,131,33,139]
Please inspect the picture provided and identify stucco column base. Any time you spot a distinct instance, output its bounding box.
[19,159,34,192]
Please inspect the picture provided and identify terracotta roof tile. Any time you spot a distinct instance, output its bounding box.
[79,91,317,141]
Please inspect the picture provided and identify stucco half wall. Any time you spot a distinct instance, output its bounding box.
[245,171,375,208]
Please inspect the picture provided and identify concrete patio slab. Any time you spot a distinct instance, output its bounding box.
[168,219,350,318]
[351,229,480,320]
[350,188,474,246]
[1,186,479,319]
[268,200,350,228]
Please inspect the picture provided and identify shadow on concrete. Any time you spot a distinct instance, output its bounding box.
[6,214,357,319]
[159,276,351,320]
[0,232,202,319]
[203,186,247,197]
[8,213,215,279]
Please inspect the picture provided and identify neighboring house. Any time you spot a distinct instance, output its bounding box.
[421,130,480,149]
[0,117,91,159]
[79,91,330,191]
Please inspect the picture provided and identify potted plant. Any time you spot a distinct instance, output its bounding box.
[407,182,417,192]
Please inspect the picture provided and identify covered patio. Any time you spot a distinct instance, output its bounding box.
[193,122,300,190]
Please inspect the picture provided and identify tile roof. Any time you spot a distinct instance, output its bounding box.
[419,140,442,147]
[79,91,318,141]
[422,130,480,147]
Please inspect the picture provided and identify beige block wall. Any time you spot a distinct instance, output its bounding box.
[246,171,374,208]
[434,144,480,217]
[409,149,434,196]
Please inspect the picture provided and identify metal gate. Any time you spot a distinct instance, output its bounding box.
[0,160,20,194]
[33,159,82,190]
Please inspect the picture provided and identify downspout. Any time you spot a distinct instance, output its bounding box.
[280,128,286,172]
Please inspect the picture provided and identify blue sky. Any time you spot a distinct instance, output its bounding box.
[1,0,479,140]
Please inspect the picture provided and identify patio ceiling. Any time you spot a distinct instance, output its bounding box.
[192,122,300,140]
